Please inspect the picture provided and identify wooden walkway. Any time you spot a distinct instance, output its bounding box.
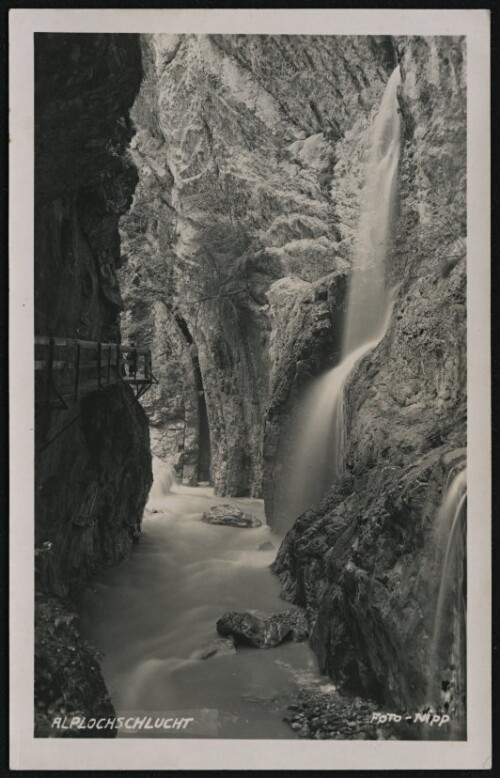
[35,335,155,409]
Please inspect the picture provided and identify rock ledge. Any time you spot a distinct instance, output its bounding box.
[216,609,309,648]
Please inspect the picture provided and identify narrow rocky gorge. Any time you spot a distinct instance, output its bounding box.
[119,34,466,720]
[34,32,467,740]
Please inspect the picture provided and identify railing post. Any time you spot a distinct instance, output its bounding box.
[117,345,122,380]
[74,342,81,400]
[97,342,102,389]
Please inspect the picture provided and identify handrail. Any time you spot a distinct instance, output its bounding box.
[35,334,156,406]
[35,335,150,355]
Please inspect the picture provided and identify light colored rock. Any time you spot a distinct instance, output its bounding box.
[119,35,393,498]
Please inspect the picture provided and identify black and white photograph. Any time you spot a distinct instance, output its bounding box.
[9,8,491,771]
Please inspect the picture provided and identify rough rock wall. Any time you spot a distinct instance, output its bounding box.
[121,299,201,481]
[119,34,394,497]
[36,384,151,597]
[273,36,467,708]
[35,33,151,596]
[35,33,151,736]
[35,34,142,342]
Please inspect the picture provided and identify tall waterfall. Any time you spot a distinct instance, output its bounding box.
[279,67,402,526]
[428,467,467,737]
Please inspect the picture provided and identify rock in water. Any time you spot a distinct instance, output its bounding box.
[257,541,276,551]
[216,610,309,647]
[201,504,262,529]
[191,637,236,660]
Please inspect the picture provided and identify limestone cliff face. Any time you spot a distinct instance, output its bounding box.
[35,34,150,735]
[273,36,467,708]
[120,34,394,495]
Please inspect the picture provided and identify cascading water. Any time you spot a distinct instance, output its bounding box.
[147,455,177,506]
[279,67,402,526]
[428,467,467,738]
[341,65,402,356]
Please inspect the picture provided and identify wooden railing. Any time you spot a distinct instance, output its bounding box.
[35,335,155,408]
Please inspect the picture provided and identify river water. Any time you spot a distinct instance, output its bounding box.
[81,486,320,738]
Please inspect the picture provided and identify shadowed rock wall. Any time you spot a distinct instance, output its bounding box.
[35,33,151,594]
[34,34,151,735]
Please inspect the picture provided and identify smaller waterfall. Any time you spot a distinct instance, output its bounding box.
[276,67,402,529]
[147,456,177,506]
[428,467,467,737]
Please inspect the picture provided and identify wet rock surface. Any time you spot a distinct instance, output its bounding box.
[191,637,237,660]
[201,504,262,529]
[216,609,309,648]
[257,541,275,551]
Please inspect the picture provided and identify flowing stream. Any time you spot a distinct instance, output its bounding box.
[81,484,320,738]
[279,66,402,525]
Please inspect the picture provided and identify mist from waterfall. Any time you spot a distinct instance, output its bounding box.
[428,467,467,737]
[278,67,402,528]
[147,455,177,506]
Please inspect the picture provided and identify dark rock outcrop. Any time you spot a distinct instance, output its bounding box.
[201,503,262,529]
[35,30,150,595]
[216,609,309,648]
[36,384,151,597]
[285,688,379,740]
[35,33,142,342]
[257,541,275,551]
[34,594,116,738]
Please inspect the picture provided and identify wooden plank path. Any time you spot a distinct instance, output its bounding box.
[35,335,155,409]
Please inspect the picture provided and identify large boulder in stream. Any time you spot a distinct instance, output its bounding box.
[216,610,309,648]
[201,504,262,529]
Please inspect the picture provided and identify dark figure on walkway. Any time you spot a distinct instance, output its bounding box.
[128,348,138,378]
